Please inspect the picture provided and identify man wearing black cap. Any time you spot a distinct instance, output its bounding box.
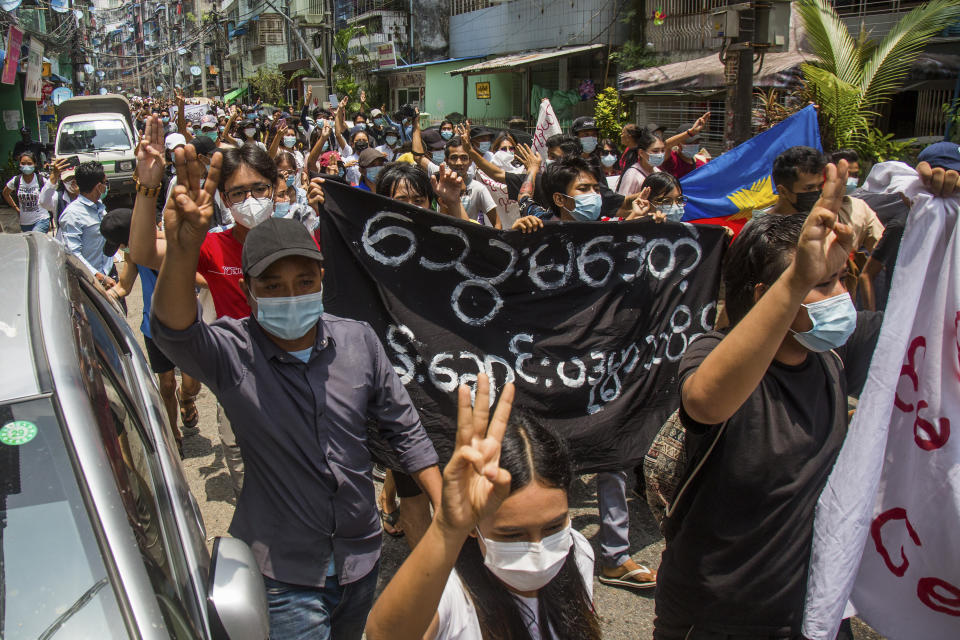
[99,208,202,457]
[571,116,600,157]
[150,176,442,639]
[357,147,387,191]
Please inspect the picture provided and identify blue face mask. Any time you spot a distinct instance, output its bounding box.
[432,150,445,165]
[20,165,35,174]
[355,122,367,130]
[365,165,382,183]
[285,174,296,187]
[440,129,454,140]
[477,141,491,154]
[404,125,413,139]
[385,135,398,146]
[600,153,617,167]
[272,201,291,217]
[565,192,603,221]
[647,152,665,167]
[374,118,385,127]
[162,117,170,124]
[845,177,858,191]
[252,289,324,341]
[662,203,685,222]
[580,136,598,153]
[790,292,857,352]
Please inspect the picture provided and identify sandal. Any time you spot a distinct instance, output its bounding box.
[175,436,185,460]
[379,508,404,538]
[598,566,657,590]
[177,387,200,430]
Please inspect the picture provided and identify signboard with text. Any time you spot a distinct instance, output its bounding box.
[23,37,44,101]
[377,42,397,70]
[475,81,491,100]
[2,25,24,85]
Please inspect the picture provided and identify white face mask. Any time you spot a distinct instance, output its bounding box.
[244,128,257,138]
[478,525,573,592]
[230,196,274,228]
[681,144,699,158]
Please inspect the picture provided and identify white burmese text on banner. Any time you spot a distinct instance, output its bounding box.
[802,162,960,639]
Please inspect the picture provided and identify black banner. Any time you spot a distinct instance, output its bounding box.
[319,181,727,472]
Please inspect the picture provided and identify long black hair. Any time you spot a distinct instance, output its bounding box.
[453,414,602,640]
[641,172,682,202]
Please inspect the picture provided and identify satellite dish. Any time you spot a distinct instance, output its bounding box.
[99,88,108,95]
[83,63,95,74]
[178,47,188,55]
[156,85,164,92]
[50,0,68,12]
[96,70,105,79]
[1,0,23,10]
[51,87,73,106]
[190,65,202,76]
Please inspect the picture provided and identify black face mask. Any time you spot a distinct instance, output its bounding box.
[794,189,822,212]
[354,140,369,152]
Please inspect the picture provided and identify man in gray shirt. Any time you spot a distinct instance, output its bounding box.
[150,149,441,640]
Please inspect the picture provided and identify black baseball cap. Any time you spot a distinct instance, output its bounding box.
[571,116,598,134]
[100,208,133,256]
[917,141,960,172]
[241,218,324,278]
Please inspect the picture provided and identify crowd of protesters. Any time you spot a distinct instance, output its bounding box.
[5,85,960,640]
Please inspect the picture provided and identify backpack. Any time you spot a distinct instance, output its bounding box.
[643,410,727,536]
[9,174,45,208]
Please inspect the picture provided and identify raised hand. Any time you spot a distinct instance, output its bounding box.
[360,89,367,104]
[515,143,541,172]
[457,121,472,153]
[430,164,464,209]
[436,374,515,535]
[135,115,166,187]
[625,187,656,221]
[49,157,71,184]
[794,161,855,288]
[689,111,710,136]
[307,176,326,212]
[164,147,221,251]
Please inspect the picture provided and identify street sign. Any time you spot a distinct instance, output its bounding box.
[377,42,397,70]
[51,87,73,106]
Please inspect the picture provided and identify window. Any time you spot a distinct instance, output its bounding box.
[71,281,201,639]
[57,119,132,154]
[0,398,127,640]
[450,0,491,16]
[251,47,266,65]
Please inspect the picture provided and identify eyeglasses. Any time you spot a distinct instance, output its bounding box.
[651,196,688,206]
[225,183,273,203]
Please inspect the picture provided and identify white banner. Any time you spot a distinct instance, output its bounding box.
[23,37,44,101]
[803,162,960,639]
[531,98,562,168]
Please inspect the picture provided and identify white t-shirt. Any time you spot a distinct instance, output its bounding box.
[434,529,595,640]
[7,174,47,225]
[376,144,399,162]
[425,161,497,227]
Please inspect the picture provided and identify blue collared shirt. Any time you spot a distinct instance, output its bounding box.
[150,307,439,587]
[57,194,113,276]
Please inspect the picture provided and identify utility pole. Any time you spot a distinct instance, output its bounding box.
[722,1,776,148]
[212,8,226,98]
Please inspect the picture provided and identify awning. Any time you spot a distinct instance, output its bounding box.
[449,44,604,76]
[229,20,248,37]
[618,50,809,95]
[372,56,483,73]
[618,50,960,95]
[279,58,312,73]
[224,86,247,103]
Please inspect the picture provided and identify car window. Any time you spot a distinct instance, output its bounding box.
[0,397,129,640]
[73,288,201,639]
[58,119,132,154]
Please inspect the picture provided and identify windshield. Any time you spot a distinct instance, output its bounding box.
[57,120,131,154]
[0,397,128,639]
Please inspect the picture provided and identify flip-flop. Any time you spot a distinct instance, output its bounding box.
[177,387,200,430]
[598,567,657,590]
[379,508,404,538]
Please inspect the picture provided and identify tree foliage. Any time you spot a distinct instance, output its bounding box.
[594,87,628,141]
[798,0,960,160]
[246,67,288,106]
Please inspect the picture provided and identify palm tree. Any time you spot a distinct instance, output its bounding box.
[797,0,960,152]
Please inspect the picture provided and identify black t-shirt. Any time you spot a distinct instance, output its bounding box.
[869,215,906,311]
[503,171,625,218]
[655,314,880,634]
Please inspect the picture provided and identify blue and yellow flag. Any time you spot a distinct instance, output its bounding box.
[680,105,821,232]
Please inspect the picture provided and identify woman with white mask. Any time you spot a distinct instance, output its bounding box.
[616,127,664,196]
[366,374,601,640]
[490,131,524,174]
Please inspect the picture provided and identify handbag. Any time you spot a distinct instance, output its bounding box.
[643,409,727,534]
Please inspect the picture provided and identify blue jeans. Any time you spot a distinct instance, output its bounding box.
[264,563,379,640]
[21,218,50,233]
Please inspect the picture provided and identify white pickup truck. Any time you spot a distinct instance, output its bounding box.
[55,95,139,203]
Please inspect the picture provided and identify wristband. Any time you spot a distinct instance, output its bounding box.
[134,177,162,197]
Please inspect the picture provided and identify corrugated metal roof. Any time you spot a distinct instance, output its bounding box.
[449,44,605,75]
[618,50,809,94]
[372,56,484,73]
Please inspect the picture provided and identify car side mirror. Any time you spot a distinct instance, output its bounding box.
[207,537,269,640]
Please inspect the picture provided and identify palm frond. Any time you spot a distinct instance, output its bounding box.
[860,0,960,110]
[802,64,869,148]
[796,0,861,85]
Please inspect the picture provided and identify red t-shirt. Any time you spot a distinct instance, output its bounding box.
[662,149,706,179]
[197,229,251,319]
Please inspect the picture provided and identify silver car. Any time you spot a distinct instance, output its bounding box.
[0,233,269,640]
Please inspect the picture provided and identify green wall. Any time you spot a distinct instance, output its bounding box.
[0,78,26,181]
[423,62,513,124]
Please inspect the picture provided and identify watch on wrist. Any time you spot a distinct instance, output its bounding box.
[134,177,162,197]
